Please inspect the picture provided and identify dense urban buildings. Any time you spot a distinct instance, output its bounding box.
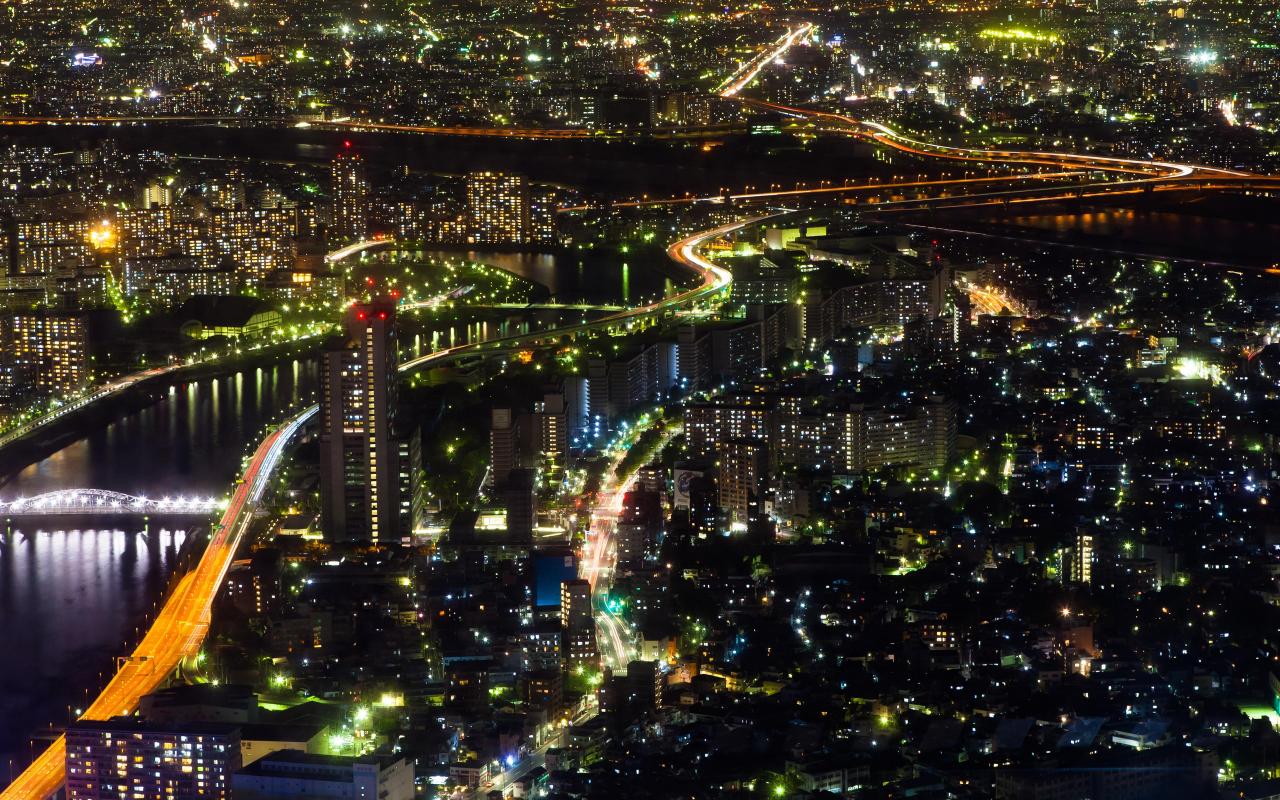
[4,2,1280,800]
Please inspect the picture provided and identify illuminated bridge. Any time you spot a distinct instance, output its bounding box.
[0,489,222,517]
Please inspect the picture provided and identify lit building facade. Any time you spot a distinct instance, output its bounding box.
[561,578,598,668]
[319,300,400,543]
[466,171,531,245]
[683,401,774,460]
[329,152,369,243]
[65,719,240,800]
[9,311,89,393]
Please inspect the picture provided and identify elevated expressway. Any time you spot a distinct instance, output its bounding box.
[734,98,1275,211]
[0,410,309,800]
[0,240,394,462]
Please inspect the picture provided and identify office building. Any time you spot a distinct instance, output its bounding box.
[232,750,414,800]
[65,719,240,800]
[466,171,531,245]
[329,152,369,243]
[625,659,663,711]
[319,300,399,543]
[534,550,578,613]
[501,468,536,544]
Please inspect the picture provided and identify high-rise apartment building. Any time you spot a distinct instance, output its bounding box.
[489,407,518,489]
[319,300,399,543]
[65,719,241,800]
[466,171,531,245]
[852,400,956,473]
[8,311,89,394]
[530,186,558,245]
[1074,531,1095,586]
[14,217,92,274]
[207,208,297,285]
[683,400,774,461]
[141,181,172,209]
[534,392,567,479]
[330,152,369,244]
[717,439,768,529]
[560,578,598,669]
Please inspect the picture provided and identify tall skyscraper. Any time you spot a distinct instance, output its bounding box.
[330,151,369,244]
[530,186,558,245]
[466,171,530,245]
[319,299,399,543]
[489,407,517,489]
[534,392,566,479]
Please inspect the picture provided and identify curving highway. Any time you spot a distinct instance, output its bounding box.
[0,365,180,452]
[741,98,1249,180]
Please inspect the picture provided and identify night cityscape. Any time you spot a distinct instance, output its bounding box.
[1,0,1280,798]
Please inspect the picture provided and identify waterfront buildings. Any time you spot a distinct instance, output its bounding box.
[466,171,531,245]
[7,311,89,394]
[329,152,370,244]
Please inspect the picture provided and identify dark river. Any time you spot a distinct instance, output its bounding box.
[974,203,1280,268]
[397,248,679,307]
[0,358,320,785]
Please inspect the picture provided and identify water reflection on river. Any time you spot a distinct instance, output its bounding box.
[992,207,1280,267]
[0,358,319,783]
